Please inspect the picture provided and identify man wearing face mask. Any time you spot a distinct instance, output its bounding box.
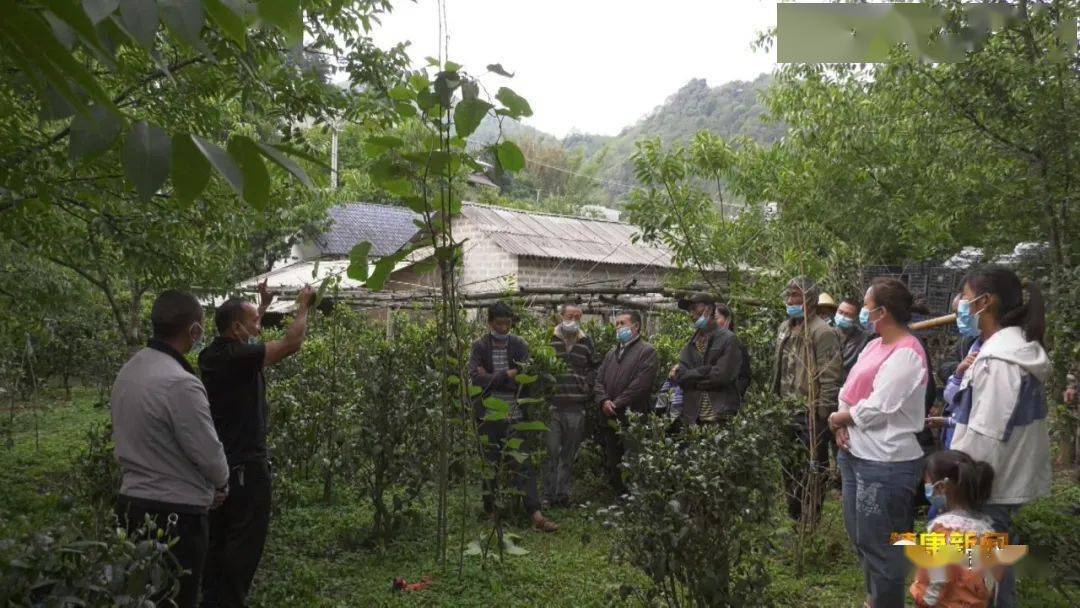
[111,290,229,608]
[594,310,659,496]
[674,293,744,427]
[772,276,843,522]
[198,281,316,608]
[834,298,871,384]
[470,302,559,531]
[543,303,597,508]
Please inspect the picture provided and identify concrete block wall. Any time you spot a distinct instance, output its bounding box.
[457,223,519,294]
[516,258,669,290]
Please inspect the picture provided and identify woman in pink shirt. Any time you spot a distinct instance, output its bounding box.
[829,278,928,608]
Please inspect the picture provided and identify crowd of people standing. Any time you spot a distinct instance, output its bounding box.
[107,264,1054,608]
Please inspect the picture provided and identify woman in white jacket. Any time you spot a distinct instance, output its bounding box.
[949,265,1051,608]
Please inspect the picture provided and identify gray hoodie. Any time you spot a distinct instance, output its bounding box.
[950,326,1052,505]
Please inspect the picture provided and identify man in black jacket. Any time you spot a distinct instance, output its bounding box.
[675,294,745,426]
[594,310,659,496]
[469,302,558,532]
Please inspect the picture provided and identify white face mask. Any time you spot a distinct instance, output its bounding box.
[560,320,580,335]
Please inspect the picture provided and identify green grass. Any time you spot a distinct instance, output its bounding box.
[1,389,1077,607]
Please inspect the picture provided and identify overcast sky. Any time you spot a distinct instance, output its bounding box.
[371,1,779,138]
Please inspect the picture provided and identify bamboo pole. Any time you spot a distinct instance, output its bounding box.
[908,313,957,331]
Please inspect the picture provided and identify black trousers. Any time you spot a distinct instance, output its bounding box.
[480,419,541,515]
[785,411,832,521]
[201,459,272,608]
[117,496,208,608]
[597,417,626,495]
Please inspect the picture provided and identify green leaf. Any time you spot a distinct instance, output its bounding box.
[347,242,372,281]
[228,136,270,210]
[170,133,210,205]
[257,0,301,42]
[255,141,313,188]
[487,63,514,77]
[204,0,246,49]
[467,385,482,397]
[454,98,492,139]
[511,421,548,432]
[483,397,509,412]
[192,135,243,198]
[388,84,413,101]
[159,0,205,50]
[43,11,76,49]
[314,275,332,307]
[118,0,159,50]
[495,87,532,117]
[463,540,482,556]
[365,251,405,291]
[69,104,122,162]
[483,409,508,422]
[501,535,529,556]
[83,0,120,24]
[44,0,116,67]
[506,438,523,450]
[122,121,171,203]
[514,373,537,385]
[363,135,404,156]
[495,141,525,172]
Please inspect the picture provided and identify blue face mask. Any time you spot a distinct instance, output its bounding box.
[616,327,633,343]
[924,480,947,511]
[490,329,509,340]
[694,314,708,329]
[955,297,985,338]
[859,306,880,332]
[785,304,804,319]
[834,313,854,330]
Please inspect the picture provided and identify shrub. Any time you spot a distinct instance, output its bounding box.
[268,307,441,544]
[604,395,789,607]
[0,522,178,607]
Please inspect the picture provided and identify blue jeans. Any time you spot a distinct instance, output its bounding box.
[981,503,1020,608]
[838,451,923,608]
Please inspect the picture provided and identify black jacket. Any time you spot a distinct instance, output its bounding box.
[469,334,530,417]
[675,325,744,424]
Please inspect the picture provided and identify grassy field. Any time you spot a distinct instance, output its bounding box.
[1,388,1075,607]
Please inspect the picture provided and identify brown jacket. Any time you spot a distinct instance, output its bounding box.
[594,337,660,414]
[771,315,843,417]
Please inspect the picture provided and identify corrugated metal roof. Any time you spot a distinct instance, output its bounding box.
[316,203,420,258]
[461,203,675,267]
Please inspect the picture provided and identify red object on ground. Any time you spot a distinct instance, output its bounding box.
[392,576,433,592]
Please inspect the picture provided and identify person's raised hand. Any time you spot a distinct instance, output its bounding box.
[297,285,317,310]
[257,279,275,309]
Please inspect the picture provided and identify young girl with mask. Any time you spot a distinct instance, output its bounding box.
[948,266,1050,608]
[910,450,997,608]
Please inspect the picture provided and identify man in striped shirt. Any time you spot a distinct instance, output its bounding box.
[543,304,598,508]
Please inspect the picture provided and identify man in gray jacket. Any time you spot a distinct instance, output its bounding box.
[112,290,229,608]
